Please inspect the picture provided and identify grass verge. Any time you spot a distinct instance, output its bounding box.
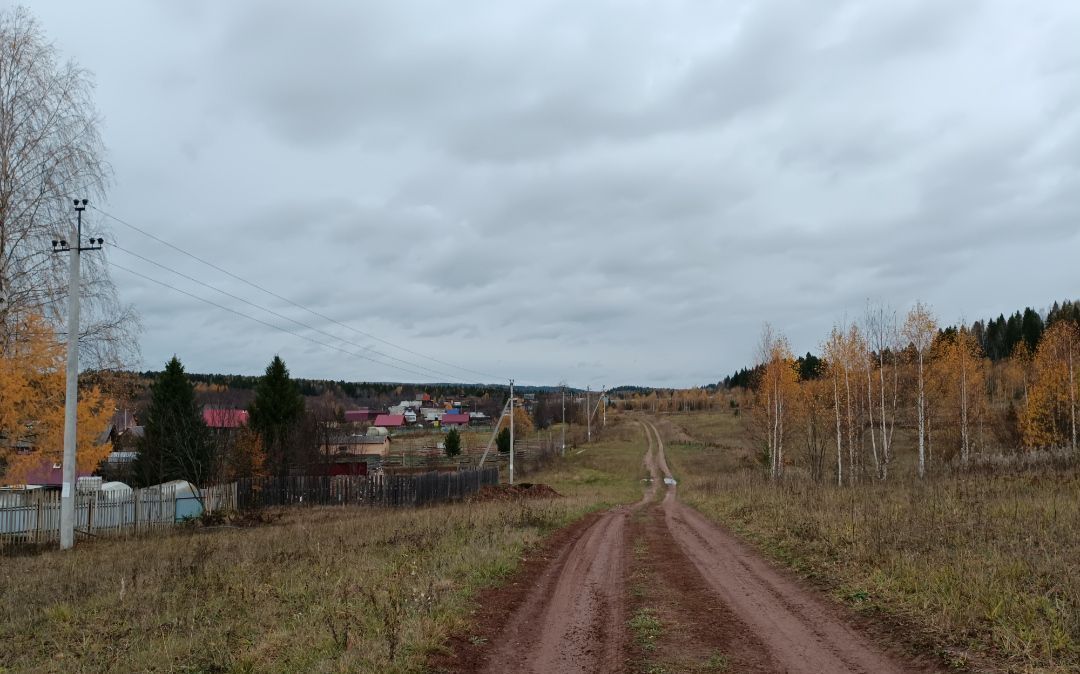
[0,422,644,673]
[662,411,1080,673]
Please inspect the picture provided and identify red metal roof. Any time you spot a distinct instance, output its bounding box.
[203,408,249,429]
[343,409,375,423]
[13,458,92,487]
[373,414,406,427]
[442,414,470,424]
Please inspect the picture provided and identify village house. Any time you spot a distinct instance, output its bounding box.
[202,408,248,433]
[372,414,406,430]
[441,413,470,429]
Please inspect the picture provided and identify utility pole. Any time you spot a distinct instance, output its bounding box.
[53,199,104,551]
[586,385,591,443]
[509,379,515,485]
[602,386,607,429]
[561,385,566,457]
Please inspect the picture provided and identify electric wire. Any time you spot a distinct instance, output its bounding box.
[107,260,444,381]
[110,243,474,384]
[94,206,506,382]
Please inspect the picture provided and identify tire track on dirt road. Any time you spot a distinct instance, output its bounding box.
[644,420,919,674]
[479,425,657,674]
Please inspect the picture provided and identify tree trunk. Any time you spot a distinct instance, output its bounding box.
[833,368,843,487]
[866,362,879,478]
[917,351,926,478]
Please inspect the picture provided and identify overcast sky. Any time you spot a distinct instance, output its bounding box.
[20,0,1080,388]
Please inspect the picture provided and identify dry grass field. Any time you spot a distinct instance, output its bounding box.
[0,422,646,673]
[660,410,1080,673]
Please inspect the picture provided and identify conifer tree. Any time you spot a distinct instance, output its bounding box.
[444,428,462,458]
[134,356,212,487]
[249,356,305,478]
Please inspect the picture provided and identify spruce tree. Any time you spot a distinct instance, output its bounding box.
[496,427,511,454]
[249,355,305,478]
[134,356,212,487]
[444,428,462,457]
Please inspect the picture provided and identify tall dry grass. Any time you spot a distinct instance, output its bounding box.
[0,423,645,673]
[663,411,1080,673]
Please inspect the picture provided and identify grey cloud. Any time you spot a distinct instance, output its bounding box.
[23,0,1080,387]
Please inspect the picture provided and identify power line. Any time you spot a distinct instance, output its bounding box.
[110,243,473,384]
[93,206,505,382]
[107,260,445,381]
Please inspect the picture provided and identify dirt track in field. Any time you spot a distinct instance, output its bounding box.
[435,421,929,674]
[644,421,919,674]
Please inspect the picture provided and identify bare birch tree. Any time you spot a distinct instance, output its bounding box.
[0,7,138,368]
[865,303,901,479]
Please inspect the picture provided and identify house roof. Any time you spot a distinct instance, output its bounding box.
[13,458,92,487]
[203,408,249,429]
[442,414,470,424]
[343,409,374,422]
[373,414,406,427]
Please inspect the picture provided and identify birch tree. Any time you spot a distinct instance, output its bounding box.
[865,304,901,479]
[755,324,797,481]
[902,302,937,478]
[0,7,138,368]
[822,327,847,486]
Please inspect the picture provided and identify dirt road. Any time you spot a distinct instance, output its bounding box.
[477,438,660,673]
[449,421,922,673]
[644,420,914,674]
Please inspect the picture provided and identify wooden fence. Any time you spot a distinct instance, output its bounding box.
[1,468,496,550]
[235,467,500,509]
[0,484,178,549]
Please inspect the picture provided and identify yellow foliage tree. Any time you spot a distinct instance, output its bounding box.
[497,406,535,436]
[754,324,798,480]
[1021,321,1079,450]
[0,313,113,483]
[932,327,988,464]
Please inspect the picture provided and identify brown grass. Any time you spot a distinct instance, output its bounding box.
[662,410,1080,673]
[0,422,645,673]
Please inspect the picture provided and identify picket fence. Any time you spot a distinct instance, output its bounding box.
[235,467,500,509]
[0,468,497,549]
[0,482,237,550]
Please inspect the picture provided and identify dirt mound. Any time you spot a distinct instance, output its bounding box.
[467,483,561,503]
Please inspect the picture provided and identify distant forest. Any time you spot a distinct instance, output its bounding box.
[723,299,1080,388]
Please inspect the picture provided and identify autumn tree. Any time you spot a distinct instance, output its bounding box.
[793,376,831,482]
[934,327,987,464]
[903,302,937,477]
[753,324,797,481]
[0,7,138,367]
[0,312,112,482]
[1021,321,1079,450]
[215,426,265,482]
[497,406,534,436]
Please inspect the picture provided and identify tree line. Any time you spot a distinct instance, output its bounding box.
[131,355,319,488]
[749,299,1080,483]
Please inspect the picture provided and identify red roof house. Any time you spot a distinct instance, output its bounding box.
[441,413,470,427]
[203,408,249,429]
[373,414,406,428]
[343,409,377,423]
[11,457,92,488]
